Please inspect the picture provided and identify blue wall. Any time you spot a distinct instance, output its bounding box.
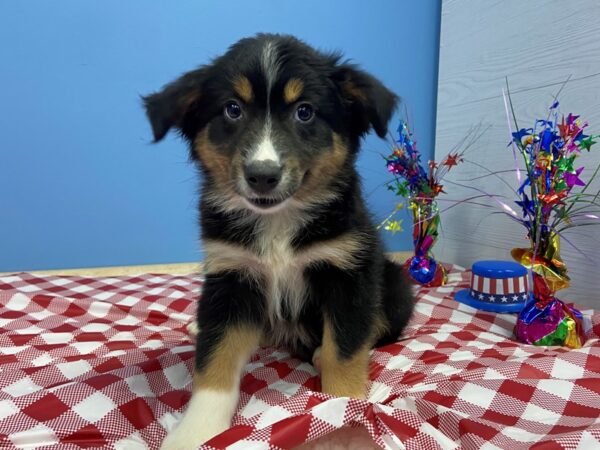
[0,0,441,271]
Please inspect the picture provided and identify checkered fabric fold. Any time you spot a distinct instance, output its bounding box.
[0,266,599,449]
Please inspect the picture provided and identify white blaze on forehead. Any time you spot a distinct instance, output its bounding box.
[261,40,280,92]
[249,40,281,165]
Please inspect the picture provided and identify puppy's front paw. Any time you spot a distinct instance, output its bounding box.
[160,389,237,450]
[160,417,228,450]
[160,428,224,450]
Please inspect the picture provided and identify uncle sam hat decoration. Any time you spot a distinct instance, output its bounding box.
[454,260,530,313]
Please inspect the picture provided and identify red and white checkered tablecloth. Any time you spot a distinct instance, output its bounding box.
[0,266,599,449]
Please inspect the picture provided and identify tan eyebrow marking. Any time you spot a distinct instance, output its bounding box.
[283,78,304,104]
[233,75,253,102]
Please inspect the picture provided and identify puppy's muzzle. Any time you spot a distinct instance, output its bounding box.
[244,161,282,195]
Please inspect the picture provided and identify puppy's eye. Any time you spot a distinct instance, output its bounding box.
[295,104,314,122]
[224,101,242,120]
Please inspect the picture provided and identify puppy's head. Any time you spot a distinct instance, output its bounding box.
[144,34,398,214]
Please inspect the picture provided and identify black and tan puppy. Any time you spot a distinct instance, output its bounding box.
[144,33,414,449]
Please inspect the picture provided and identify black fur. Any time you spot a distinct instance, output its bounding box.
[143,33,414,375]
[194,271,266,370]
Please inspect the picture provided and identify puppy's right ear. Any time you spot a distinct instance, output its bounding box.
[332,64,399,139]
[142,68,206,142]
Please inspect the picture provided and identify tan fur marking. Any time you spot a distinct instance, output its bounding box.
[194,128,231,188]
[295,133,349,202]
[341,79,367,102]
[233,75,253,102]
[193,326,261,392]
[372,312,390,342]
[205,231,366,277]
[179,90,201,109]
[320,318,370,399]
[203,239,262,280]
[297,232,367,271]
[283,78,304,104]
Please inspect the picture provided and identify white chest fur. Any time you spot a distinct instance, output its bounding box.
[202,215,309,345]
[254,217,307,325]
[203,215,363,346]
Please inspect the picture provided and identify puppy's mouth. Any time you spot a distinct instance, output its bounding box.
[247,197,284,209]
[239,171,309,212]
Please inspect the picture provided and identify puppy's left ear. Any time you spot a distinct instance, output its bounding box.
[142,68,206,142]
[333,65,399,139]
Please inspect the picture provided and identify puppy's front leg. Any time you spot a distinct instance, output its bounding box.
[320,319,370,399]
[161,272,263,450]
[308,265,375,400]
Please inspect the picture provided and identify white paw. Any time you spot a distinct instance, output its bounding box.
[186,321,200,337]
[160,421,227,450]
[160,389,237,450]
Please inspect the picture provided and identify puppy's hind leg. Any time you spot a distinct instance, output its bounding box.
[375,259,415,347]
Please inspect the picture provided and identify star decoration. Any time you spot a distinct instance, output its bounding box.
[556,155,576,173]
[535,152,553,169]
[432,184,445,196]
[443,153,462,168]
[512,295,519,301]
[557,120,570,139]
[565,113,580,128]
[382,120,464,209]
[564,167,586,188]
[512,128,533,144]
[489,295,496,302]
[383,220,403,235]
[538,190,568,207]
[579,135,597,152]
[501,296,508,303]
[566,140,582,154]
[515,198,535,218]
[540,129,557,151]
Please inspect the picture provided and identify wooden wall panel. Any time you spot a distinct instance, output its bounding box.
[435,0,600,306]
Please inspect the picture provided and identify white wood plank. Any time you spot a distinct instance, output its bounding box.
[435,0,600,307]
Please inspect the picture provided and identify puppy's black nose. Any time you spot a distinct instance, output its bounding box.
[244,161,282,194]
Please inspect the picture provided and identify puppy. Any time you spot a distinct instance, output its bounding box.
[144,33,414,450]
